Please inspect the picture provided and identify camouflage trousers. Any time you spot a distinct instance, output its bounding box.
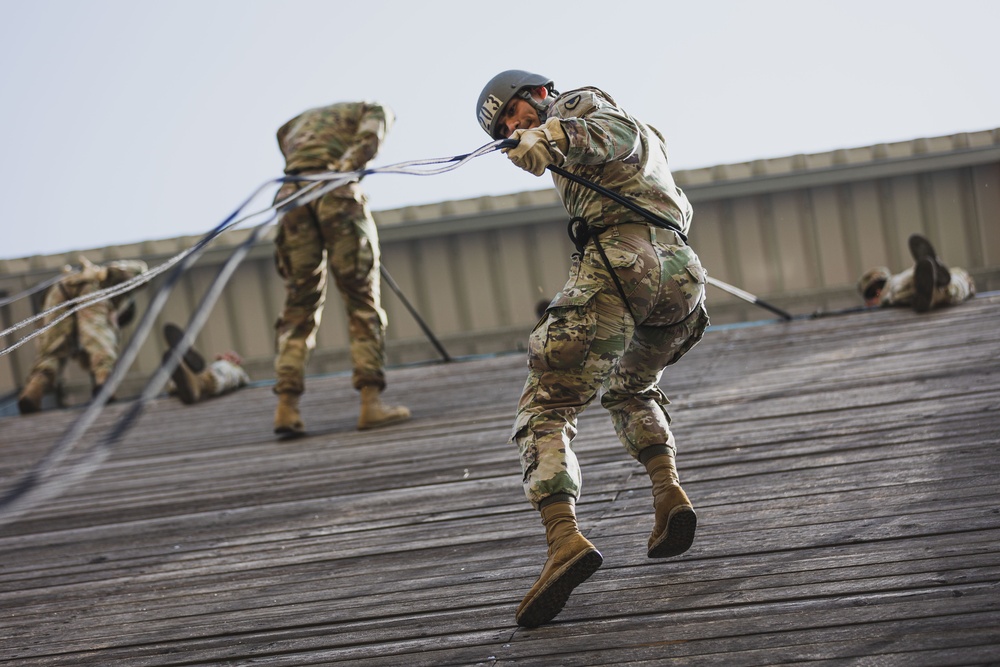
[880,266,976,308]
[511,224,710,509]
[202,359,250,396]
[272,182,388,395]
[27,278,121,387]
[169,359,250,399]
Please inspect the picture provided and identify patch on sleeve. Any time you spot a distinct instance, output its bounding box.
[553,89,600,118]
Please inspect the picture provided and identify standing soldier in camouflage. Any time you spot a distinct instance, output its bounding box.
[858,233,976,312]
[18,256,148,414]
[477,71,710,627]
[271,101,410,437]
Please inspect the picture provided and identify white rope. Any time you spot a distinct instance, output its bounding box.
[0,142,505,356]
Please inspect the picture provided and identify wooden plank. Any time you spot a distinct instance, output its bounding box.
[0,295,998,665]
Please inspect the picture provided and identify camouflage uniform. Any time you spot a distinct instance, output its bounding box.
[24,260,147,391]
[512,88,710,508]
[167,357,249,400]
[203,357,250,396]
[872,266,976,308]
[272,102,394,395]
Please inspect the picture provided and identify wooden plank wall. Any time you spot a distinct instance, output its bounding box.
[0,294,998,665]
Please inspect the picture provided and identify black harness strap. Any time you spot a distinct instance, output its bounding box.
[568,216,638,324]
[550,163,688,245]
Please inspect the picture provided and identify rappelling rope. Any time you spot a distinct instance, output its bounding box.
[0,139,505,358]
[0,139,508,524]
[0,273,66,309]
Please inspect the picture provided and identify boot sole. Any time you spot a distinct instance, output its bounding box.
[357,413,411,431]
[515,548,603,628]
[648,506,697,558]
[163,323,206,373]
[274,425,306,440]
[909,234,950,287]
[908,234,937,264]
[912,258,935,313]
[162,351,199,404]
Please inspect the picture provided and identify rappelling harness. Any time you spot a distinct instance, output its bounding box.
[546,160,698,327]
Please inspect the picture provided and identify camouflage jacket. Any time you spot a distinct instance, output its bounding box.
[55,259,147,324]
[277,101,394,175]
[549,87,692,234]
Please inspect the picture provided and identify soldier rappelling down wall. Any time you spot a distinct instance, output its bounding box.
[271,101,410,438]
[857,233,976,312]
[161,323,250,405]
[17,257,148,414]
[477,70,710,627]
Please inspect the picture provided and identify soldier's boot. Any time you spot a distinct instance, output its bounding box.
[908,233,950,286]
[163,324,208,373]
[18,372,52,415]
[162,323,209,404]
[357,385,411,430]
[164,352,203,404]
[912,258,937,313]
[642,445,697,558]
[274,392,306,437]
[515,497,604,628]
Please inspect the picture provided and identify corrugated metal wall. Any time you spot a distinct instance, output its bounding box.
[2,128,998,407]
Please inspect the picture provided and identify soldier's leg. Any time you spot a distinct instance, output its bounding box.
[909,234,951,286]
[511,285,627,627]
[20,322,75,414]
[273,188,327,435]
[19,365,59,414]
[319,195,408,429]
[162,323,206,404]
[604,306,709,558]
[20,283,79,407]
[74,280,120,390]
[933,267,976,308]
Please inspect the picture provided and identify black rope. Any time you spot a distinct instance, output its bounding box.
[567,216,639,324]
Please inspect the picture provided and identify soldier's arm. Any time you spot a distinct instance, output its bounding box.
[338,103,394,171]
[555,91,642,168]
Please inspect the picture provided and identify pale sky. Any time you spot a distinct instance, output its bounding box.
[1,0,997,260]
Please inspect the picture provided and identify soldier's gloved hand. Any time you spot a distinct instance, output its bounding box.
[503,117,569,176]
[77,257,108,284]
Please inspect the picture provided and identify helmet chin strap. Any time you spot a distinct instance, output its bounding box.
[517,89,553,124]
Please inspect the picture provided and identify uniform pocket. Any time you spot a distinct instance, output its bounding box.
[601,246,639,269]
[685,262,707,286]
[665,305,710,367]
[529,286,601,372]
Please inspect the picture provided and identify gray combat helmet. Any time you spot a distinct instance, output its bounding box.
[476,70,554,139]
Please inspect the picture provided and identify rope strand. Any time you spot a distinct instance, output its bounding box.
[0,139,507,524]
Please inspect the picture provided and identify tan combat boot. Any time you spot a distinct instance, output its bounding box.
[18,372,51,415]
[515,498,604,628]
[274,392,305,437]
[163,323,208,404]
[166,353,202,404]
[909,233,951,286]
[357,385,411,430]
[643,447,697,558]
[912,258,937,313]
